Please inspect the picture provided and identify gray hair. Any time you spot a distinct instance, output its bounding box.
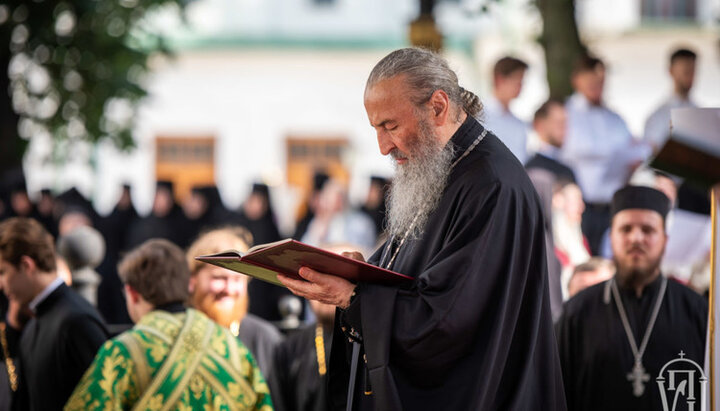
[367,48,482,119]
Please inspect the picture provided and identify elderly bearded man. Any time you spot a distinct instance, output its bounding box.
[279,48,566,410]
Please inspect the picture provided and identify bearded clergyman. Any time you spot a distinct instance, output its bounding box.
[278,48,566,410]
[555,185,707,411]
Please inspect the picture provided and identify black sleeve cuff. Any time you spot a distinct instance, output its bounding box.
[339,283,364,342]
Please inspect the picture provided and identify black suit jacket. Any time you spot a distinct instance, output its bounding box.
[17,283,109,410]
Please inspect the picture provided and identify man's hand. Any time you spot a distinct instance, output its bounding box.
[278,267,357,309]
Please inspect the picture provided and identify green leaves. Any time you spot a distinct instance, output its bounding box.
[1,0,186,156]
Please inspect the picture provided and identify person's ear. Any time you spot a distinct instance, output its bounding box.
[428,89,450,125]
[18,256,37,277]
[188,275,196,294]
[125,284,141,304]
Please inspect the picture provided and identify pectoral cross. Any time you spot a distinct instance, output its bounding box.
[627,361,650,397]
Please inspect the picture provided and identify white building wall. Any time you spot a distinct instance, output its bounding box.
[20,0,720,236]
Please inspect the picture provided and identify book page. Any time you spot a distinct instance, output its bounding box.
[247,238,293,254]
[207,260,283,286]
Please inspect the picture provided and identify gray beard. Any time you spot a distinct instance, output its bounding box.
[385,120,455,240]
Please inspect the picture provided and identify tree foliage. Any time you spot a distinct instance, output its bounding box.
[0,0,185,175]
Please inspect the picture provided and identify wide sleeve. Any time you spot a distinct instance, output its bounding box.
[64,339,136,411]
[342,178,549,384]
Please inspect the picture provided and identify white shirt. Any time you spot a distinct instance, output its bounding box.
[560,93,648,203]
[643,93,696,150]
[29,276,64,313]
[482,95,529,163]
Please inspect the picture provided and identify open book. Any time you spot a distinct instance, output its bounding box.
[194,239,412,287]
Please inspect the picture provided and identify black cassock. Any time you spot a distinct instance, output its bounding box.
[269,324,331,411]
[329,117,566,410]
[556,276,707,411]
[15,283,109,410]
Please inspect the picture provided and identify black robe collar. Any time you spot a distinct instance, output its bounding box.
[447,115,485,163]
[616,273,664,301]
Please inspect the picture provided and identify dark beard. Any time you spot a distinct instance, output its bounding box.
[385,117,455,240]
[613,257,662,292]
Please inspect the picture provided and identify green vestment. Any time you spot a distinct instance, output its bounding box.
[65,308,273,411]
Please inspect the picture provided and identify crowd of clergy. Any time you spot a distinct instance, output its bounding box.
[0,46,712,410]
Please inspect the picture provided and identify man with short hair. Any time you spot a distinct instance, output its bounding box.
[279,47,565,410]
[65,239,272,410]
[187,227,284,382]
[556,186,707,411]
[561,55,646,255]
[0,217,109,410]
[643,48,697,151]
[567,257,614,297]
[526,98,576,183]
[483,56,530,163]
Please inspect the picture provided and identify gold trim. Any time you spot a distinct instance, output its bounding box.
[315,324,327,376]
[134,324,173,345]
[134,310,199,410]
[0,322,18,392]
[196,367,238,411]
[710,187,718,411]
[117,332,151,393]
[161,315,215,410]
[205,349,248,386]
[226,331,241,371]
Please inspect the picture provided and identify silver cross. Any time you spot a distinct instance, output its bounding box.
[627,361,650,397]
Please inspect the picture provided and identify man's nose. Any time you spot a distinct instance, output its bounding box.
[377,130,394,156]
[628,227,644,242]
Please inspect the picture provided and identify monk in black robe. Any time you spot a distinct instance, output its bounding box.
[269,299,335,411]
[126,181,187,248]
[279,48,565,410]
[556,186,707,411]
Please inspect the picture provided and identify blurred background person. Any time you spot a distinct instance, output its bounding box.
[65,239,272,410]
[187,227,284,382]
[301,179,376,254]
[566,257,614,298]
[126,180,186,248]
[95,184,138,325]
[180,184,231,246]
[35,189,56,238]
[561,55,647,255]
[525,99,576,183]
[269,298,334,411]
[234,183,282,246]
[231,183,295,322]
[293,172,330,241]
[359,175,389,239]
[483,56,530,163]
[643,47,697,152]
[552,179,590,297]
[526,168,564,320]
